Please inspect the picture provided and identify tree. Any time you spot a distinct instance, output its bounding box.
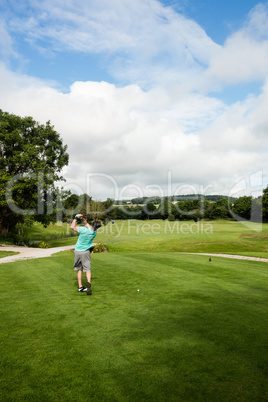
[0,110,69,234]
[262,187,268,222]
[157,199,173,220]
[143,201,156,219]
[102,198,116,221]
[207,199,231,220]
[175,200,196,220]
[63,193,80,211]
[232,196,252,221]
[113,206,129,220]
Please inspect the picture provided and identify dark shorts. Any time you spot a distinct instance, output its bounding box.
[73,250,91,272]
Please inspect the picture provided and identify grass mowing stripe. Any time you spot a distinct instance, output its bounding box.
[103,252,267,302]
[0,251,267,401]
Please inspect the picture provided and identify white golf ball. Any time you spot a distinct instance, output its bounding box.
[137,289,139,292]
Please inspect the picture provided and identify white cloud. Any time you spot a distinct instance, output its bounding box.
[8,0,216,55]
[0,21,17,60]
[5,0,219,88]
[200,80,268,153]
[205,3,268,87]
[0,61,267,199]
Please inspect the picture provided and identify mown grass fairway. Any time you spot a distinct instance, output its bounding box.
[0,251,267,401]
[96,220,268,257]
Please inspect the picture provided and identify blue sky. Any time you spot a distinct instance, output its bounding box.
[0,0,268,200]
[176,0,259,44]
[3,0,264,91]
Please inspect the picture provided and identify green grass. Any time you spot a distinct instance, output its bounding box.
[21,220,268,258]
[0,251,19,258]
[97,220,268,257]
[18,221,78,247]
[0,251,267,401]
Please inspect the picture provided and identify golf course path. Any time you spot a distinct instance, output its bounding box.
[0,245,268,264]
[182,253,268,262]
[0,244,75,264]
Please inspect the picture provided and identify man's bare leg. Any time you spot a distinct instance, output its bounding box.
[86,271,91,284]
[77,270,83,288]
[86,271,92,295]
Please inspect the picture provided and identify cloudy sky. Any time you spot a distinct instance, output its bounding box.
[0,0,268,201]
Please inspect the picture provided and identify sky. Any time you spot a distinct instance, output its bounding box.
[0,0,268,201]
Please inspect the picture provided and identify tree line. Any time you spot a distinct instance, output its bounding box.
[110,193,267,222]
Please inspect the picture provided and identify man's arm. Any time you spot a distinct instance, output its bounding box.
[70,218,79,232]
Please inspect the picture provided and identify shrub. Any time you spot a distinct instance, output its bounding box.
[38,241,50,249]
[92,243,108,253]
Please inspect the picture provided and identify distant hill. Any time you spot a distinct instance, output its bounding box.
[115,194,236,205]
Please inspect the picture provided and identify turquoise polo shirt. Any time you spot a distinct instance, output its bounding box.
[75,226,97,251]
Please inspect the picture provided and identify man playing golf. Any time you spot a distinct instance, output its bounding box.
[70,214,101,295]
